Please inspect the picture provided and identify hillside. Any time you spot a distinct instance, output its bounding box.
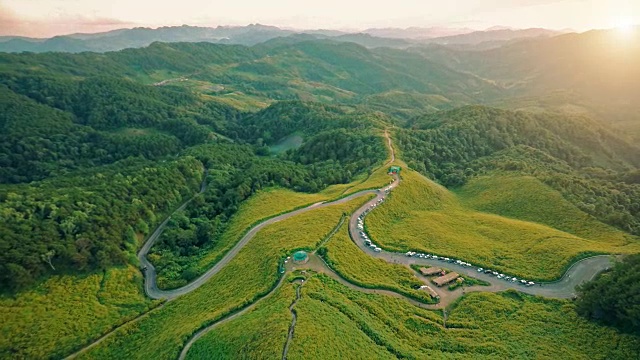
[396,106,640,235]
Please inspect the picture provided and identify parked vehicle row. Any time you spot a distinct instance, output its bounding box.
[478,268,535,286]
[405,252,472,267]
[404,252,536,286]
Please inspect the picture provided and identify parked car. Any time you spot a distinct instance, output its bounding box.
[477,268,484,272]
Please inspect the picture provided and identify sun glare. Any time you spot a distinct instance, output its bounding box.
[614,18,636,36]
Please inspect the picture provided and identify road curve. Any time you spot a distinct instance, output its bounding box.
[140,131,398,300]
[141,189,380,300]
[347,186,615,300]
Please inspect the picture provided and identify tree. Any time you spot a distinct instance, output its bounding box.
[41,250,56,270]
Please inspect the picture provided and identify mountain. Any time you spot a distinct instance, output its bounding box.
[0,24,294,53]
[1,25,557,54]
[362,26,474,39]
[419,28,565,48]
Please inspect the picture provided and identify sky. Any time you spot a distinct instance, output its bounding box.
[1,0,639,37]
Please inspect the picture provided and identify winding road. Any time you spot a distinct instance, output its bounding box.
[73,130,618,359]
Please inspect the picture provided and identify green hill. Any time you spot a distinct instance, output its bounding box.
[366,170,640,280]
[395,106,640,236]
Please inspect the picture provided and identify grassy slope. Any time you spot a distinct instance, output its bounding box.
[366,170,640,280]
[0,266,154,359]
[455,174,637,244]
[76,197,368,360]
[287,274,640,359]
[323,224,434,303]
[186,277,296,359]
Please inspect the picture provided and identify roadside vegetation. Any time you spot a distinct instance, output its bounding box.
[0,266,155,359]
[321,224,435,303]
[74,197,368,360]
[366,170,640,281]
[287,274,640,359]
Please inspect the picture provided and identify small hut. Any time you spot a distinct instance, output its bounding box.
[419,267,443,276]
[389,166,401,174]
[433,272,460,287]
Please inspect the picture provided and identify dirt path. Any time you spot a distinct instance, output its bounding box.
[282,280,303,360]
[177,275,288,360]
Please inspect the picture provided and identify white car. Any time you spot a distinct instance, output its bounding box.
[527,281,535,286]
[492,272,499,276]
[497,274,504,279]
[477,268,484,272]
[374,247,382,252]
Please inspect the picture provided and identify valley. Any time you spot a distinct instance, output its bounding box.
[1,24,639,359]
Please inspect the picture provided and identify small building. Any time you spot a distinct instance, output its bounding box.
[420,285,440,299]
[432,272,460,287]
[388,166,401,174]
[419,267,443,276]
[292,251,309,264]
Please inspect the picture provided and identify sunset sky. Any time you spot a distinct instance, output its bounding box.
[1,0,639,37]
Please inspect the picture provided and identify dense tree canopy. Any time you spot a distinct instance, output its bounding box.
[576,254,640,334]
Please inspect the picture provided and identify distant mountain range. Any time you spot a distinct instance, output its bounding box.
[0,24,567,53]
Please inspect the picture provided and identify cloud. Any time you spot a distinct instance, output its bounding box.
[0,4,136,37]
[0,4,30,36]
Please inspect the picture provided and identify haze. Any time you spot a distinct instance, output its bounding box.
[1,0,639,38]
